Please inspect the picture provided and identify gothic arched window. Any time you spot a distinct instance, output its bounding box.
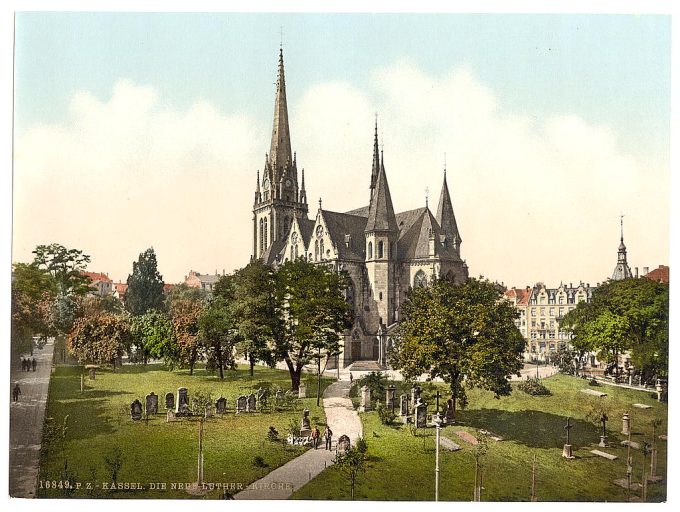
[378,240,384,259]
[315,240,319,261]
[263,218,268,249]
[367,241,373,260]
[320,240,325,260]
[259,218,264,254]
[414,270,428,288]
[283,217,289,237]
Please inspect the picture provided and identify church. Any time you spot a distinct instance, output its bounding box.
[252,49,469,368]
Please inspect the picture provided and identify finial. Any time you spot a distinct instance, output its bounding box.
[425,186,430,208]
[280,26,283,48]
[620,213,625,241]
[444,152,447,177]
[318,197,323,210]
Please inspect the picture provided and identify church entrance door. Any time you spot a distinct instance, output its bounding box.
[372,339,379,360]
[351,340,361,361]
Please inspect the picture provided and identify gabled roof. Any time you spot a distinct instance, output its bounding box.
[82,271,112,283]
[321,210,368,260]
[262,238,287,266]
[394,207,459,261]
[644,265,669,284]
[436,172,461,243]
[297,217,315,247]
[345,205,370,217]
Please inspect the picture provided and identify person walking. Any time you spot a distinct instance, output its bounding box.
[311,426,320,449]
[323,426,333,450]
[21,358,26,372]
[12,383,21,403]
[349,372,353,384]
[31,358,37,372]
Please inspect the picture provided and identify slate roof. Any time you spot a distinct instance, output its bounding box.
[262,237,287,266]
[297,217,316,247]
[345,205,370,217]
[436,172,461,242]
[365,162,398,232]
[393,207,460,261]
[322,210,368,260]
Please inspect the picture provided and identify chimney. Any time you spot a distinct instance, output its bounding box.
[222,269,225,275]
[569,283,572,288]
[635,267,639,278]
[643,266,649,275]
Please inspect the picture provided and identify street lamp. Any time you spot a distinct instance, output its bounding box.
[433,412,442,501]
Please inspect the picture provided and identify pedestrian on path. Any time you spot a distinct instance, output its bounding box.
[349,372,353,384]
[21,358,26,372]
[311,426,320,449]
[31,358,37,372]
[323,426,333,450]
[12,383,21,402]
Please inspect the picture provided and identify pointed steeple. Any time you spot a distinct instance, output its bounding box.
[370,116,380,193]
[436,167,461,248]
[366,149,398,232]
[612,215,633,280]
[269,47,293,175]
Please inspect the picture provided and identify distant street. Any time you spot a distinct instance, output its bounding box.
[9,339,54,498]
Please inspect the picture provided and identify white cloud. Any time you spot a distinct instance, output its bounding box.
[13,62,669,287]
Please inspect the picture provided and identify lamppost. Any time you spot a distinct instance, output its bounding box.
[433,412,442,501]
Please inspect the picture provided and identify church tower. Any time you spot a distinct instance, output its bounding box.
[365,127,398,328]
[611,216,633,280]
[435,168,462,258]
[253,48,308,260]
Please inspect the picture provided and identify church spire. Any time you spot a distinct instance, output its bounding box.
[370,115,380,194]
[269,47,293,175]
[436,165,461,252]
[366,147,398,233]
[611,215,633,280]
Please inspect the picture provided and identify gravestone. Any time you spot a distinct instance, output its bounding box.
[440,437,461,451]
[276,389,285,403]
[454,430,479,445]
[165,392,175,410]
[599,413,609,447]
[386,385,397,411]
[298,382,307,399]
[443,398,454,424]
[145,392,159,415]
[86,365,98,380]
[414,399,427,428]
[176,387,189,414]
[359,385,372,412]
[411,385,421,410]
[166,410,176,422]
[562,417,575,459]
[581,389,607,397]
[622,412,631,435]
[130,399,143,421]
[336,435,351,456]
[621,440,641,450]
[236,395,248,414]
[399,394,409,416]
[247,393,257,412]
[591,449,618,461]
[632,403,652,409]
[204,404,214,418]
[215,397,227,415]
[655,379,667,402]
[300,408,311,437]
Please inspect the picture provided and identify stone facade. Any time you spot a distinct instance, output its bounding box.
[252,49,469,368]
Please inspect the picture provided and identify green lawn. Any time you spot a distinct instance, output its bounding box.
[293,374,667,501]
[38,363,333,499]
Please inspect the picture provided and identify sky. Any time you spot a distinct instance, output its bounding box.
[11,11,672,287]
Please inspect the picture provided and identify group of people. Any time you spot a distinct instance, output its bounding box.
[310,425,333,450]
[21,357,37,372]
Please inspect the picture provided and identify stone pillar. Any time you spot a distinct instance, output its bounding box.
[386,385,396,411]
[359,385,372,412]
[622,413,631,435]
[415,399,427,428]
[176,387,188,414]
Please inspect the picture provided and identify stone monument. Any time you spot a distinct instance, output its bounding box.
[599,413,609,447]
[386,385,397,411]
[337,435,351,456]
[298,382,307,399]
[247,393,257,412]
[300,408,311,437]
[622,412,631,435]
[215,397,227,414]
[175,387,189,414]
[359,385,372,412]
[165,392,175,410]
[443,398,454,424]
[415,398,427,428]
[236,395,248,413]
[130,399,143,421]
[562,416,575,459]
[145,392,158,415]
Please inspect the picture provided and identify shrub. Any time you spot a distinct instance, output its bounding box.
[376,402,396,425]
[252,455,268,468]
[357,371,388,403]
[267,426,279,442]
[287,417,300,437]
[518,377,552,396]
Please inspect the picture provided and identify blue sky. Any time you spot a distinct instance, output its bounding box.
[12,12,672,285]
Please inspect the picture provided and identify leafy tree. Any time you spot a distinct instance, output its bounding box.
[167,285,206,374]
[11,262,57,354]
[81,294,124,316]
[232,261,278,376]
[198,294,238,380]
[130,310,176,366]
[561,278,669,382]
[391,277,525,422]
[32,243,91,296]
[67,311,130,368]
[335,437,368,500]
[124,248,165,316]
[549,345,578,375]
[274,260,352,391]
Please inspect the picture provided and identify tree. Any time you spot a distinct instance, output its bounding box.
[67,311,130,368]
[32,243,91,296]
[561,278,669,382]
[232,261,278,376]
[391,277,525,421]
[274,260,352,391]
[124,248,165,316]
[167,285,206,374]
[198,294,238,380]
[130,310,176,366]
[335,437,368,500]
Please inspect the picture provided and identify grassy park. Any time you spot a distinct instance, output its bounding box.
[37,363,333,499]
[294,374,667,501]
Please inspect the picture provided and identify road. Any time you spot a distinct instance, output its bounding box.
[9,339,55,498]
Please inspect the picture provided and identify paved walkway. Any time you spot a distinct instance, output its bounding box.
[9,339,55,498]
[235,378,361,500]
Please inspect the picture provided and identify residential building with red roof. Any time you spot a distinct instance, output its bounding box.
[643,265,669,284]
[82,271,113,296]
